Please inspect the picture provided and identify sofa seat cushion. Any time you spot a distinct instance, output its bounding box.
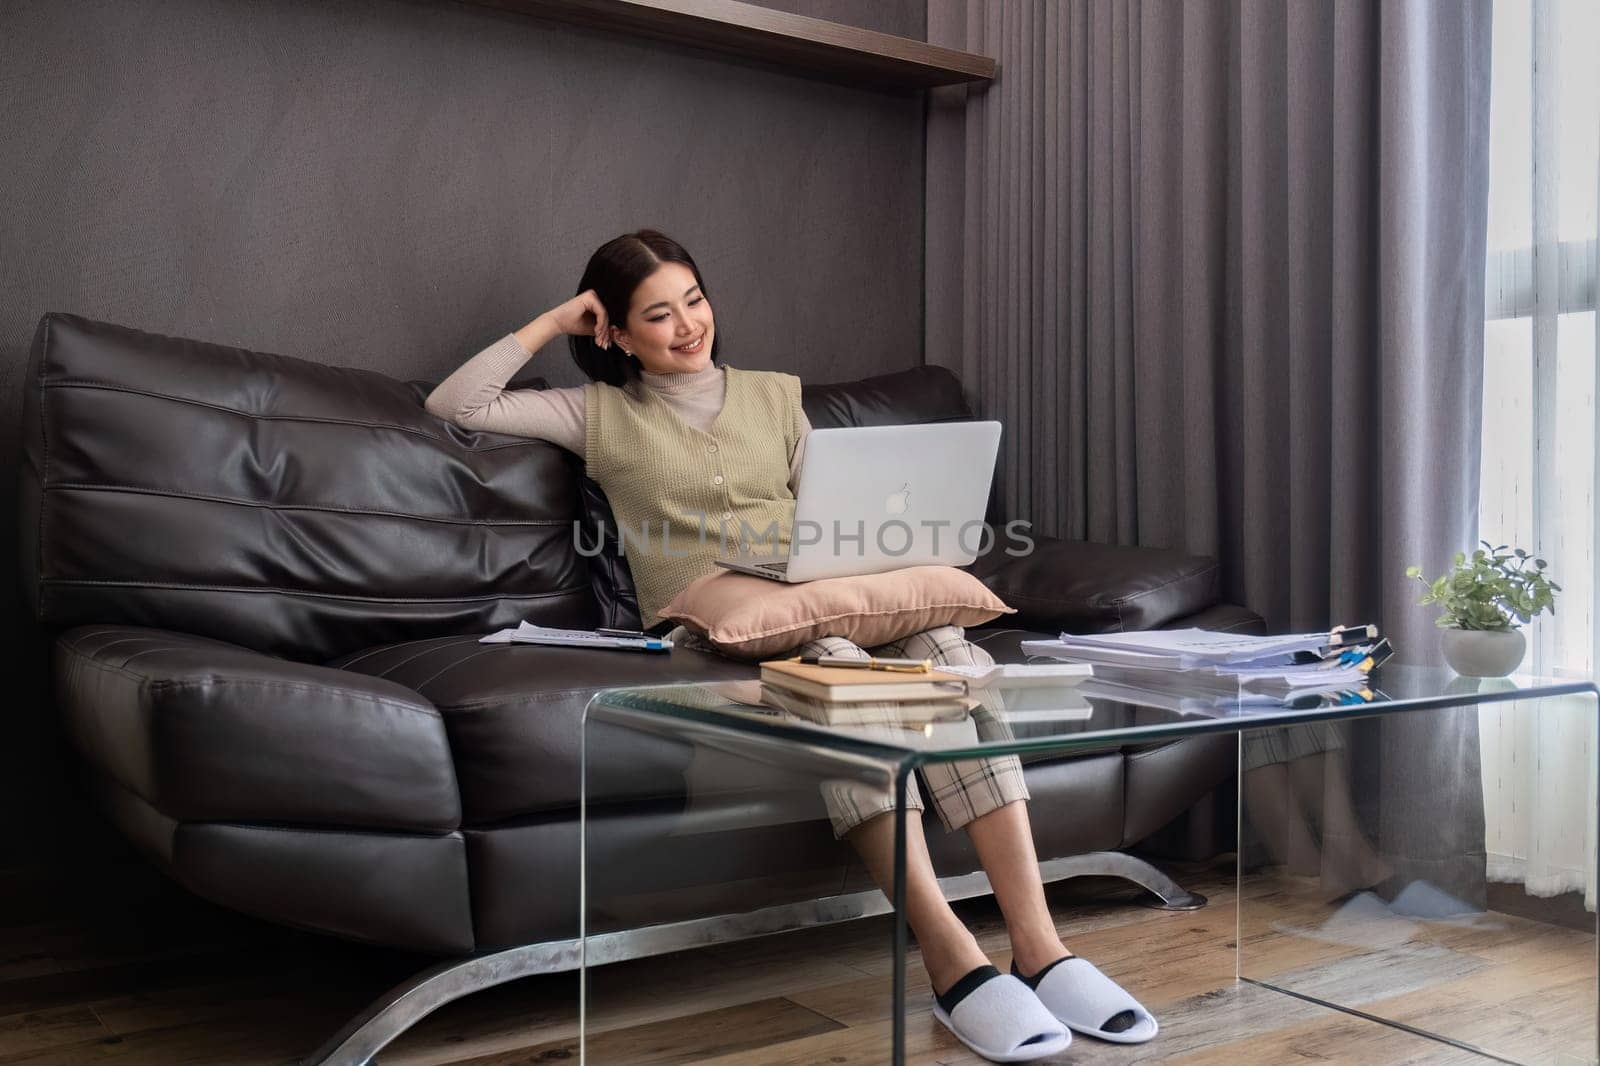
[328,635,759,824]
[55,626,461,833]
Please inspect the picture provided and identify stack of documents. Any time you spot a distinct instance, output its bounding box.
[1020,627,1388,699]
[480,621,672,652]
[1077,675,1379,717]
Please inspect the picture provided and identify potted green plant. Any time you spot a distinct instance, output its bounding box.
[1406,543,1560,677]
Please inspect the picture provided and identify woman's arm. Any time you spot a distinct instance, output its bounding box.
[424,315,585,454]
[787,408,812,495]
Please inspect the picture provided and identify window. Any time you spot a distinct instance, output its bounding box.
[1477,0,1599,907]
[1480,0,1599,676]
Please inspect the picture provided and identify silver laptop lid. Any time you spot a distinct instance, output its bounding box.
[786,421,1003,581]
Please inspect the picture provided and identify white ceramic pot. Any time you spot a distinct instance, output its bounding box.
[1440,627,1526,678]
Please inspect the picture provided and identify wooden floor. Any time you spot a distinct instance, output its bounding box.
[0,854,1593,1064]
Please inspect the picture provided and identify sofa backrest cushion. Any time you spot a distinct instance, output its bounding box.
[801,365,973,430]
[19,314,598,661]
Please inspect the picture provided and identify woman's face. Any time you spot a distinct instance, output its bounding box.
[613,262,715,375]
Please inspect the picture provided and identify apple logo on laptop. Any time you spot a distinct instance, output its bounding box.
[885,483,910,515]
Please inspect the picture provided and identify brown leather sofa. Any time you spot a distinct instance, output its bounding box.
[19,312,1262,961]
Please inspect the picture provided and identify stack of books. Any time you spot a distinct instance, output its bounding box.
[758,658,976,726]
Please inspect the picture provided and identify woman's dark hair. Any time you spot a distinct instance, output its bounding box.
[569,229,722,386]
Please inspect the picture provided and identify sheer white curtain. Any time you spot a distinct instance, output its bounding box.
[1478,0,1600,908]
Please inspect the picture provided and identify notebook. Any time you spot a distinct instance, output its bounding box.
[759,659,969,703]
[759,683,976,726]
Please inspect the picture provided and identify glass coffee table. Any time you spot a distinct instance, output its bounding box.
[579,664,1599,1064]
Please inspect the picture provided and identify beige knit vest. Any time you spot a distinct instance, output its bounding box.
[584,367,806,626]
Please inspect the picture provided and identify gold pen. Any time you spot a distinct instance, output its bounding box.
[793,654,933,674]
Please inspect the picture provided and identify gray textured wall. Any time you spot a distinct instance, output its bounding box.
[1,0,927,856]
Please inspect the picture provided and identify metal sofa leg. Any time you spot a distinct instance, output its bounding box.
[302,943,581,1066]
[302,849,1204,1064]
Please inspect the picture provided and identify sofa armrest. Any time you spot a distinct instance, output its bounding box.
[967,534,1221,633]
[54,626,461,832]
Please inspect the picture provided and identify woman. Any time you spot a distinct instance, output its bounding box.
[426,229,1156,1060]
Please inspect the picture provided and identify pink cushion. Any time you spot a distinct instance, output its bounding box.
[658,566,1016,660]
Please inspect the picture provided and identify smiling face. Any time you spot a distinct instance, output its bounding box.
[613,262,715,375]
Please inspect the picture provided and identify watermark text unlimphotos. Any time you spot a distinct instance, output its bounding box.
[571,512,1035,559]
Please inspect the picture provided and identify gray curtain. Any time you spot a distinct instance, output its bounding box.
[926,0,1492,657]
[926,0,1493,900]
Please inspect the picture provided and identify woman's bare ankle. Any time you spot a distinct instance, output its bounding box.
[1009,932,1072,979]
[921,930,991,996]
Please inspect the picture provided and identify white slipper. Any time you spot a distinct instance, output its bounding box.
[931,967,1070,1062]
[1020,956,1158,1044]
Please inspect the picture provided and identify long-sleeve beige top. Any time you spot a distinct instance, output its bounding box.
[424,334,810,491]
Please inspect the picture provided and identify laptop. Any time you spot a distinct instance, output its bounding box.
[715,421,1003,582]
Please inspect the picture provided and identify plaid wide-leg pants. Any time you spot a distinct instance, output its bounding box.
[791,624,1031,838]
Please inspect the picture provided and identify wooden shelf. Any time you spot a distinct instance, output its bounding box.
[462,0,996,89]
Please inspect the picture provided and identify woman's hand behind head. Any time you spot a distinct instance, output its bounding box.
[545,290,613,348]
